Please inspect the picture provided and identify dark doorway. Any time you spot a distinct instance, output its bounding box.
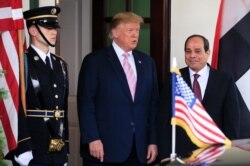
[92,0,171,88]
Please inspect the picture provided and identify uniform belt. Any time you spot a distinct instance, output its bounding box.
[26,109,64,118]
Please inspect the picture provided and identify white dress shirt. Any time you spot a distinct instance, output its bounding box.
[31,44,53,69]
[112,41,137,78]
[189,65,210,99]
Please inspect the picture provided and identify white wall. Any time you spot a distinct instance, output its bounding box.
[22,1,30,47]
[171,0,221,68]
[39,1,55,6]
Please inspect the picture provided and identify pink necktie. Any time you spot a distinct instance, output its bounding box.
[193,73,202,102]
[122,53,137,100]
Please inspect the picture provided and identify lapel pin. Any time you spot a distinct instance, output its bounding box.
[34,56,39,61]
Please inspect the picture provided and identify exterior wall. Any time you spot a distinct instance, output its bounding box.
[171,0,220,68]
[59,0,92,165]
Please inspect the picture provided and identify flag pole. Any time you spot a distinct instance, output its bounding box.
[170,119,177,161]
[170,57,178,161]
[18,29,26,115]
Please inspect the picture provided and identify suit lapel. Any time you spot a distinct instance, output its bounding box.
[181,67,192,88]
[133,51,144,102]
[202,69,214,104]
[106,46,133,100]
[28,47,52,74]
[51,54,62,78]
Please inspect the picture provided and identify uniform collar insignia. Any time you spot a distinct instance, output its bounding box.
[34,56,39,61]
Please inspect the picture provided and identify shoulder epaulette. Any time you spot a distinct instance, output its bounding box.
[52,54,65,61]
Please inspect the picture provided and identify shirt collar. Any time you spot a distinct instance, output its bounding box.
[189,64,210,78]
[112,41,132,57]
[31,44,51,62]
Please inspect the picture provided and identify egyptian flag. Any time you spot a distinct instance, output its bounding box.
[212,0,250,138]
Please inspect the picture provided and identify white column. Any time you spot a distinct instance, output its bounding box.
[22,1,30,47]
[39,0,55,6]
[39,0,56,53]
[22,1,30,11]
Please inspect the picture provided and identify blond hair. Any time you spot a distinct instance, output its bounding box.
[109,12,144,38]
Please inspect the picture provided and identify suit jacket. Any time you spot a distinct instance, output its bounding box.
[15,47,69,165]
[77,45,159,163]
[157,65,240,160]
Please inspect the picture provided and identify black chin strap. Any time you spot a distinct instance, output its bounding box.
[35,24,56,47]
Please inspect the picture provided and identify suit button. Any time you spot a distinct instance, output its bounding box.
[53,84,57,88]
[131,122,135,132]
[55,94,58,99]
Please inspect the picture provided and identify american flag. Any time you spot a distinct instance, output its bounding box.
[183,144,227,165]
[0,0,24,156]
[171,73,231,148]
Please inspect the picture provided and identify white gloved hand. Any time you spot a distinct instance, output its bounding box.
[14,151,33,166]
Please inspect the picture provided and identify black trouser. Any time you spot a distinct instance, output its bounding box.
[83,140,145,166]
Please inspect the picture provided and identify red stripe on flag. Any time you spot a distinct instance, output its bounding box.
[211,0,224,69]
[0,1,11,7]
[0,19,15,30]
[0,32,19,111]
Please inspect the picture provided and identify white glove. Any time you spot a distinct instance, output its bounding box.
[14,151,33,166]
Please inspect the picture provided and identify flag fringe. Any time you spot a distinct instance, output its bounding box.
[172,118,214,148]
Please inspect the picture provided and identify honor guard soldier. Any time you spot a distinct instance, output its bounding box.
[12,6,69,166]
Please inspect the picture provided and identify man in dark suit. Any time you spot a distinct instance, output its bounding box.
[13,6,69,166]
[157,34,240,162]
[77,12,159,165]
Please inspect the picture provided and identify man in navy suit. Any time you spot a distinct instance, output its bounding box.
[157,34,240,162]
[77,12,159,165]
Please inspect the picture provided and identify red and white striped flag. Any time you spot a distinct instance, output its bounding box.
[171,72,231,148]
[0,0,24,156]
